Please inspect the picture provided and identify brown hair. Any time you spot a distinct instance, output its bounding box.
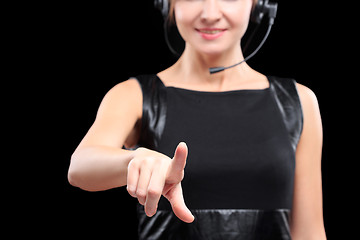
[168,0,175,23]
[168,0,258,23]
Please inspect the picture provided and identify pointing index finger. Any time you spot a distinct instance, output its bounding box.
[172,142,188,170]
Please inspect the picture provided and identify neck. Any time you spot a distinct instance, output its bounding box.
[172,43,253,89]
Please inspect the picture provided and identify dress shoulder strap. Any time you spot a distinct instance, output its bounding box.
[133,74,167,150]
[268,76,303,151]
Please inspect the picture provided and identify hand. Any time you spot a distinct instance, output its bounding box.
[126,142,194,223]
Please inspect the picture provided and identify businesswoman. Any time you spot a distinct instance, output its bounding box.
[68,0,327,239]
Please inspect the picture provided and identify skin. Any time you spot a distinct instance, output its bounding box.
[68,0,327,238]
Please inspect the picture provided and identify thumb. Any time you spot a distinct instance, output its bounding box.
[167,183,194,223]
[167,142,188,182]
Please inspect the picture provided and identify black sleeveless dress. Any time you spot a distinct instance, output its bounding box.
[133,74,303,240]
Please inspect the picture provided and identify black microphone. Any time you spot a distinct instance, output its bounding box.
[209,2,278,74]
[209,24,273,74]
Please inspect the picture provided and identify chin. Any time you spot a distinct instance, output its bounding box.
[193,44,235,57]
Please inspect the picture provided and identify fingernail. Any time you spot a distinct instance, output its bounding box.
[147,209,156,217]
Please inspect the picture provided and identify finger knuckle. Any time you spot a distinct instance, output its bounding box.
[153,158,166,169]
[128,159,139,170]
[136,189,146,199]
[144,156,165,169]
[147,188,162,198]
[126,185,136,196]
[142,157,153,166]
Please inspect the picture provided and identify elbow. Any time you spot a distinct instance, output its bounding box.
[67,157,80,188]
[67,153,86,190]
[67,167,77,188]
[67,166,94,191]
[67,153,101,192]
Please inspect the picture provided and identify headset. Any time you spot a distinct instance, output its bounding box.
[154,0,278,74]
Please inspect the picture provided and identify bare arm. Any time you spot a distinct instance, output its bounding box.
[68,79,143,191]
[290,83,327,239]
[67,78,194,222]
[69,146,135,191]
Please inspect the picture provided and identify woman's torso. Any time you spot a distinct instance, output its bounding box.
[132,74,303,240]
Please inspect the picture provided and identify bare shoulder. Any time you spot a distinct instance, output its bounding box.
[77,78,143,148]
[98,78,143,120]
[104,78,142,103]
[295,82,323,142]
[295,83,320,115]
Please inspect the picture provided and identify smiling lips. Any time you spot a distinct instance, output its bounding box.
[196,28,227,40]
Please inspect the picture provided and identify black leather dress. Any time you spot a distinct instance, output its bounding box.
[133,74,303,240]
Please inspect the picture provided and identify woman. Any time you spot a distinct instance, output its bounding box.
[68,0,327,239]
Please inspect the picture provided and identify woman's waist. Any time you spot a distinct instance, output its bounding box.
[137,206,291,240]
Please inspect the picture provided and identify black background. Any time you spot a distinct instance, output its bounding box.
[17,0,355,239]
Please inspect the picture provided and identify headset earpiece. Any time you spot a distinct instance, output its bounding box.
[251,0,278,25]
[154,0,169,20]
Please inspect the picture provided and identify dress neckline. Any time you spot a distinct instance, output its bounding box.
[155,75,271,95]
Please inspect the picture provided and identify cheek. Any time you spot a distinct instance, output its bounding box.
[174,6,194,35]
[174,3,186,22]
[227,6,252,37]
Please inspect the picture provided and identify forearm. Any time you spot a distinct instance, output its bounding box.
[68,145,135,191]
[291,233,327,240]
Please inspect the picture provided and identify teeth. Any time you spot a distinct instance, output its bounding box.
[199,30,222,34]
